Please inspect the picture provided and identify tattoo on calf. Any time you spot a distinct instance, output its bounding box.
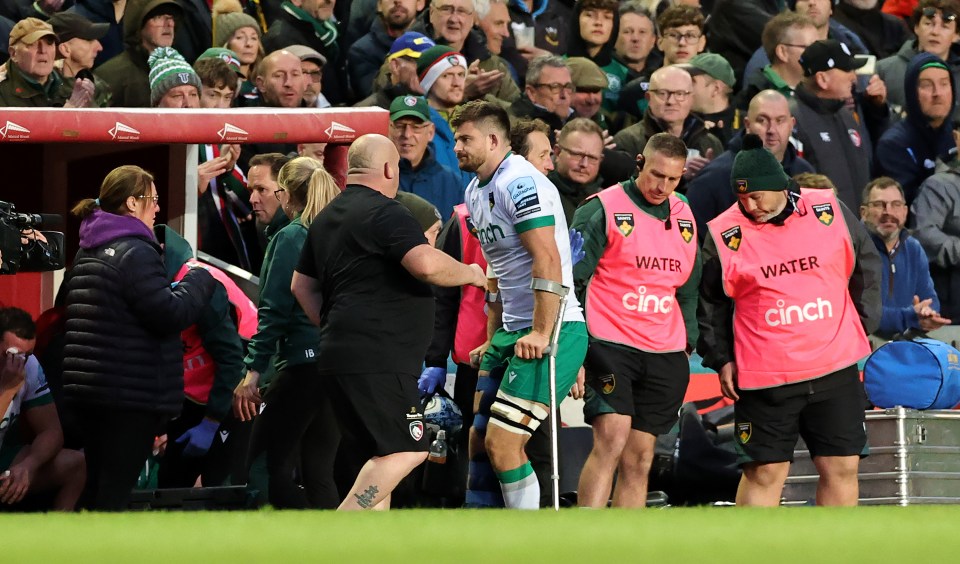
[354,485,380,508]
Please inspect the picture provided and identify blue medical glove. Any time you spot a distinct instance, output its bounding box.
[174,418,219,457]
[569,228,585,265]
[418,366,447,396]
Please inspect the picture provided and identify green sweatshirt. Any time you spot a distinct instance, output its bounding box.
[571,178,702,352]
[244,215,320,373]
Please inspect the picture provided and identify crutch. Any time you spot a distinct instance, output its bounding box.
[534,279,570,512]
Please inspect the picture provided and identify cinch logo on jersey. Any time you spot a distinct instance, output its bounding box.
[622,285,674,313]
[477,223,506,245]
[764,298,833,327]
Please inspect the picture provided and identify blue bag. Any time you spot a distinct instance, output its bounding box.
[864,338,960,410]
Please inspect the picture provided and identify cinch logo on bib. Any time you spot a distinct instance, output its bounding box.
[764,298,833,327]
[622,286,675,314]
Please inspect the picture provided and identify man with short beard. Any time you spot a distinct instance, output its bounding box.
[859,177,948,339]
[416,45,471,183]
[698,134,881,508]
[348,0,424,98]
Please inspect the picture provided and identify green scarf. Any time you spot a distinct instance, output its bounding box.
[281,0,339,57]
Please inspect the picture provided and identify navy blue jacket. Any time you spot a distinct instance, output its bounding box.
[685,132,815,243]
[68,0,124,67]
[869,229,940,338]
[876,52,958,204]
[347,18,397,100]
[399,145,465,221]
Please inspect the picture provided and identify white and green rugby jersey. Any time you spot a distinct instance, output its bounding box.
[464,153,584,332]
[0,356,53,451]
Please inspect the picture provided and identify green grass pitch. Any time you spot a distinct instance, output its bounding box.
[3,507,960,562]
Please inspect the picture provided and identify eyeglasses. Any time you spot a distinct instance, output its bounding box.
[137,195,159,204]
[559,144,602,165]
[532,82,575,94]
[865,200,906,211]
[922,7,958,22]
[304,70,322,83]
[649,88,691,101]
[273,188,285,201]
[434,4,474,17]
[390,121,431,133]
[662,31,701,43]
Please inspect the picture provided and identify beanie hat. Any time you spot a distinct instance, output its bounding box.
[730,134,790,194]
[395,191,442,231]
[149,46,202,106]
[416,45,467,94]
[213,0,260,48]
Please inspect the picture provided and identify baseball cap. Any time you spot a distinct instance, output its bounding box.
[49,12,109,42]
[285,44,327,67]
[197,47,243,75]
[677,53,735,88]
[390,95,430,122]
[799,40,866,77]
[388,31,436,60]
[9,17,57,48]
[566,57,608,91]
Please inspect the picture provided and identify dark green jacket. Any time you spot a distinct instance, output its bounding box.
[0,60,71,107]
[244,215,319,374]
[159,226,244,421]
[548,170,602,226]
[94,0,170,107]
[571,178,702,352]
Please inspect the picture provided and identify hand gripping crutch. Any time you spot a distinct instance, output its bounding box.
[531,278,570,511]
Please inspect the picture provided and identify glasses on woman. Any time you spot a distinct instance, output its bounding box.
[137,194,159,204]
[274,188,285,201]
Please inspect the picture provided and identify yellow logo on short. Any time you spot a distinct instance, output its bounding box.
[737,422,752,444]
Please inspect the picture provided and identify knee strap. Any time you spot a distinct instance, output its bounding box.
[489,390,549,436]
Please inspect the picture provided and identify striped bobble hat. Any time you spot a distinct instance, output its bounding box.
[148,46,202,107]
[416,45,467,94]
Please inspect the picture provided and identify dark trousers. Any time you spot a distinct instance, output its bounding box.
[247,362,341,509]
[77,406,166,511]
[158,400,248,488]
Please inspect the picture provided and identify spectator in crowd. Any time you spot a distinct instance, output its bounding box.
[604,2,660,116]
[298,143,327,164]
[878,0,960,118]
[698,135,881,507]
[236,157,343,509]
[412,0,519,104]
[287,44,330,108]
[737,11,818,110]
[263,0,347,105]
[686,89,815,242]
[613,65,723,182]
[832,0,910,59]
[913,134,960,322]
[291,134,485,511]
[792,40,878,210]
[416,45,470,181]
[0,308,85,511]
[510,117,554,175]
[348,0,423,99]
[153,225,249,489]
[706,0,781,85]
[64,165,215,510]
[573,133,700,509]
[148,46,200,108]
[550,118,605,224]
[876,53,957,205]
[0,17,96,107]
[96,0,180,107]
[213,0,262,96]
[236,50,305,167]
[793,171,838,191]
[195,47,241,108]
[679,52,739,147]
[860,177,950,338]
[509,54,573,137]
[68,0,125,67]
[476,0,509,61]
[50,11,112,107]
[567,0,619,78]
[388,95,464,219]
[355,31,434,108]
[499,0,572,83]
[567,57,609,130]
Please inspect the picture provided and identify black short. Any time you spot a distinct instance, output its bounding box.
[582,343,690,435]
[329,373,429,457]
[734,364,867,464]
